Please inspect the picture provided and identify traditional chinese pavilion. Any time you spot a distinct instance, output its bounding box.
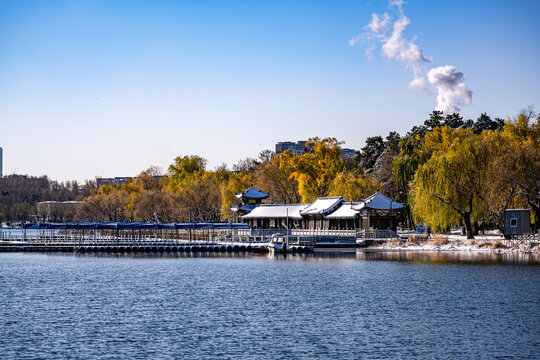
[231,187,403,231]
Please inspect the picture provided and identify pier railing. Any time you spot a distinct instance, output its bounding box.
[0,227,320,253]
[292,229,357,237]
[1,226,399,247]
[239,228,399,239]
[356,229,399,239]
[239,228,357,237]
[0,229,267,245]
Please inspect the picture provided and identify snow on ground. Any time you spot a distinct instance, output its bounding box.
[376,230,540,254]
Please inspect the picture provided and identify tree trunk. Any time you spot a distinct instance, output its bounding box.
[406,204,415,229]
[473,221,479,236]
[530,204,540,234]
[495,221,505,236]
[463,211,474,239]
[462,194,475,239]
[536,209,540,234]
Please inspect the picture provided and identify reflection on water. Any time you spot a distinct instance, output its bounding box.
[0,251,539,359]
[69,248,540,265]
[354,249,540,265]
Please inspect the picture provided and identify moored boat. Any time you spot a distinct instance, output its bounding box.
[268,233,288,254]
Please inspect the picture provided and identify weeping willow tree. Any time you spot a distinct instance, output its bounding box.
[393,134,426,189]
[392,135,426,228]
[410,128,491,239]
[498,112,540,227]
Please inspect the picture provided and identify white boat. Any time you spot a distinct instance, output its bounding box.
[268,233,288,254]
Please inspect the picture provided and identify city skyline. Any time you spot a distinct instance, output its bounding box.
[1,0,539,182]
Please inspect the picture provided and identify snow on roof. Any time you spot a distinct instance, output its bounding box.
[325,202,359,218]
[240,204,307,220]
[230,204,257,213]
[300,197,345,216]
[235,186,269,200]
[353,192,404,211]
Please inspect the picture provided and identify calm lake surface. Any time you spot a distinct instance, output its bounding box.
[0,250,538,359]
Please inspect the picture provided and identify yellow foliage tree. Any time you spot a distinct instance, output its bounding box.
[254,155,301,204]
[329,171,379,201]
[220,172,253,221]
[410,127,490,238]
[166,155,207,193]
[281,137,345,202]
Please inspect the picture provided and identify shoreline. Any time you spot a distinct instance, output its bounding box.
[370,233,540,254]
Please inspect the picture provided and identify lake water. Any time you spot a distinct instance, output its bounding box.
[0,250,538,359]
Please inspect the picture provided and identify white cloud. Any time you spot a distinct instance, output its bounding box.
[381,15,429,89]
[352,3,429,91]
[349,36,361,47]
[389,0,405,9]
[408,76,425,90]
[427,66,472,114]
[351,1,473,113]
[366,13,391,37]
[365,43,375,59]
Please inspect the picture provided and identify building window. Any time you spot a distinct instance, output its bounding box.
[510,218,518,228]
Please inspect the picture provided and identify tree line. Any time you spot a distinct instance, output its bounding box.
[1,108,538,239]
[395,109,539,238]
[0,175,95,223]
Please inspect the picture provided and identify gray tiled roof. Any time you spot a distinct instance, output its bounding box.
[240,204,307,220]
[300,197,345,216]
[353,192,404,210]
[235,186,269,199]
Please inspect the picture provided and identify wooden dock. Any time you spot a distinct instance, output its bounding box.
[0,240,316,254]
[0,222,320,254]
[0,234,312,254]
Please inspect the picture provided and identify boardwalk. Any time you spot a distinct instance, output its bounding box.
[0,222,313,253]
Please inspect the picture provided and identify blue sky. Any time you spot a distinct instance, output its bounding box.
[1,0,539,182]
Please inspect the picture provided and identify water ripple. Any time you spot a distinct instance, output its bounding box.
[0,252,538,359]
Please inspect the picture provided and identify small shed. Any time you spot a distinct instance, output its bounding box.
[504,209,531,237]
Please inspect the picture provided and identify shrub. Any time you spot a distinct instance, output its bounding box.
[431,234,449,246]
[491,240,505,249]
[406,235,423,246]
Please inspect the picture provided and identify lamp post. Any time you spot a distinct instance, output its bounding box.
[390,200,393,233]
[286,208,289,246]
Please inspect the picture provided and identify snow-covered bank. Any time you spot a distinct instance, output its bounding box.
[374,232,540,254]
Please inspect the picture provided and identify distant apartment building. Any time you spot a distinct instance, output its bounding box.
[275,141,307,156]
[96,175,165,188]
[275,141,357,158]
[341,148,357,159]
[96,177,132,188]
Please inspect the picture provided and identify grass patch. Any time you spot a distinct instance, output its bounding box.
[477,241,491,248]
[430,234,449,246]
[406,235,425,246]
[387,238,403,247]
